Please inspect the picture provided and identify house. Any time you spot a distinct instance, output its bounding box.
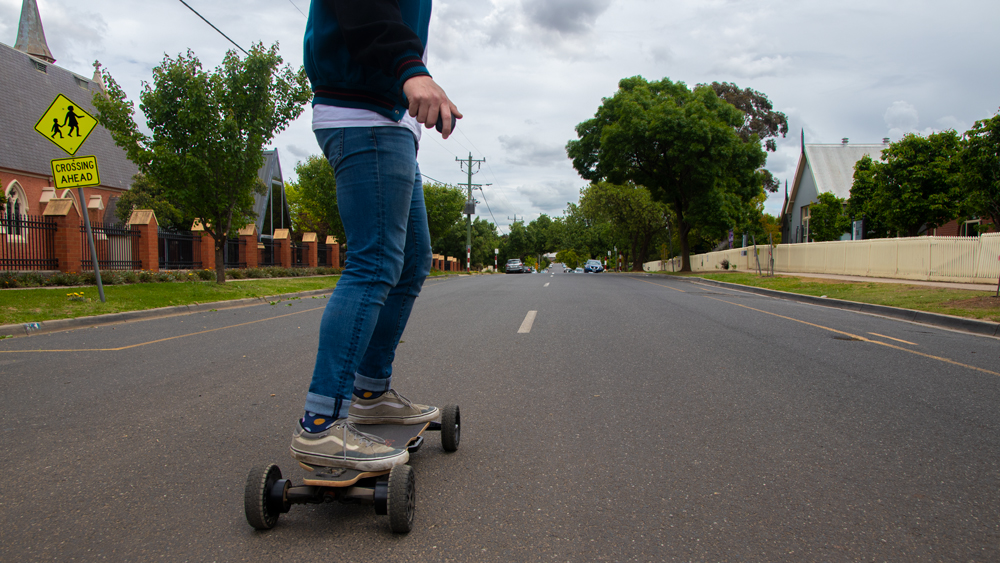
[781,134,888,243]
[0,0,138,228]
[1,0,292,245]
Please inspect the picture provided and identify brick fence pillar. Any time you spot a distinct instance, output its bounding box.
[239,224,258,269]
[42,199,82,273]
[127,209,159,272]
[326,236,341,269]
[273,228,292,268]
[302,232,318,267]
[191,220,216,271]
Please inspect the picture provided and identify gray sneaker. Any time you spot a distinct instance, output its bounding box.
[348,389,440,425]
[290,419,409,471]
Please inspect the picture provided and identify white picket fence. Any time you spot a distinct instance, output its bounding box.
[647,233,1000,284]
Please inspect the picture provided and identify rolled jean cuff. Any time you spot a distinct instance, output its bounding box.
[304,392,350,419]
[353,372,393,394]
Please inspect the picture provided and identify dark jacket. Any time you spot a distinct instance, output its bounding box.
[304,0,432,121]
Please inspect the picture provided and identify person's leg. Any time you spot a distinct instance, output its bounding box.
[291,127,417,470]
[305,127,418,418]
[349,162,438,424]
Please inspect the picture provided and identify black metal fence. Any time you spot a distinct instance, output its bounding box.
[317,243,330,267]
[158,228,202,270]
[81,223,141,270]
[258,238,278,267]
[224,237,246,268]
[0,212,57,270]
[292,242,307,267]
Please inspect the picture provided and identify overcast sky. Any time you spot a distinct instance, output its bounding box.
[3,0,999,231]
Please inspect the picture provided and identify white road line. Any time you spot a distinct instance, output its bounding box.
[518,310,538,334]
[544,282,550,287]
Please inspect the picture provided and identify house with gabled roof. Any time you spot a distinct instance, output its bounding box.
[1,0,291,245]
[781,134,888,243]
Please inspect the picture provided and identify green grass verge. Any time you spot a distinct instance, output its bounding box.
[673,272,1000,323]
[0,277,341,326]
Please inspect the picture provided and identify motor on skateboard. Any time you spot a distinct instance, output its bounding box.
[244,404,460,534]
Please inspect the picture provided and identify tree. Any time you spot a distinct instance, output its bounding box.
[808,192,850,242]
[848,155,891,239]
[287,155,344,244]
[875,131,963,236]
[422,182,466,254]
[567,76,766,271]
[708,81,788,193]
[93,43,312,282]
[961,110,1000,229]
[556,249,581,269]
[579,182,669,271]
[114,173,188,230]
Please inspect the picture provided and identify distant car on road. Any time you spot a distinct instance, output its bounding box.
[505,259,524,274]
[584,259,604,273]
[574,267,584,274]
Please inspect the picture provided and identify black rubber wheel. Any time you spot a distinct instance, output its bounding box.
[441,404,460,452]
[244,464,283,530]
[387,464,415,534]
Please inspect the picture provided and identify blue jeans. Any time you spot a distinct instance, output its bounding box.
[305,127,432,419]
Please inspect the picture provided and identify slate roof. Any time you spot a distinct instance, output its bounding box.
[0,42,138,191]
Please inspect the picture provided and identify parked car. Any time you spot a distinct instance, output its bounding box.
[584,259,604,273]
[574,267,584,273]
[505,259,525,273]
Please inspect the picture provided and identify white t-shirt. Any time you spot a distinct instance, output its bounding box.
[312,48,428,142]
[313,104,421,142]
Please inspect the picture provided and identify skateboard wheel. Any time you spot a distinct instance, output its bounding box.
[244,464,285,530]
[441,404,460,452]
[387,464,415,534]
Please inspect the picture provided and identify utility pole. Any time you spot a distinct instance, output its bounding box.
[457,153,486,271]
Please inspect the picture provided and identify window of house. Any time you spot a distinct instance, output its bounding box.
[3,185,27,238]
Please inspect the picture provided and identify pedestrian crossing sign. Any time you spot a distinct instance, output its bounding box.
[34,94,98,155]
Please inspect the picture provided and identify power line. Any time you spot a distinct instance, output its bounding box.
[287,0,307,18]
[177,0,248,55]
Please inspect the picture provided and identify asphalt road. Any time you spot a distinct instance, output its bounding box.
[2,271,999,561]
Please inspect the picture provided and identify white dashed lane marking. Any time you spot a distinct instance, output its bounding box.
[518,311,538,334]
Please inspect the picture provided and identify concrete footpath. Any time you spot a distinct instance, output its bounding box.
[778,271,999,293]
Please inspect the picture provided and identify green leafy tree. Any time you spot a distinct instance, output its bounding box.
[114,173,188,229]
[708,81,788,193]
[288,155,344,244]
[808,192,851,242]
[869,131,964,237]
[960,110,1000,229]
[423,182,466,254]
[567,76,766,271]
[849,155,891,239]
[556,249,581,270]
[579,182,669,271]
[93,43,311,282]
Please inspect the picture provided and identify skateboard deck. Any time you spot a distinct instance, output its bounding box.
[299,421,430,487]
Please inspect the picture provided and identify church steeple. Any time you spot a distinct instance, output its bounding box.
[14,0,55,64]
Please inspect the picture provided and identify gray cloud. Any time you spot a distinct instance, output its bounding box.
[523,0,613,35]
[498,135,569,167]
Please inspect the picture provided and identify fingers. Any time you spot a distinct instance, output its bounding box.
[403,75,462,139]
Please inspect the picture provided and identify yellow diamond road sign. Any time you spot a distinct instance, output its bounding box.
[51,155,100,189]
[34,94,98,156]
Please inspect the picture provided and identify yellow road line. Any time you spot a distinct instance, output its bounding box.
[701,295,1000,378]
[868,332,918,346]
[0,306,325,353]
[631,277,686,293]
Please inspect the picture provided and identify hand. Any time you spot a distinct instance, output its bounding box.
[402,75,462,139]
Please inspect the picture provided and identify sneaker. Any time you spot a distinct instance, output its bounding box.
[290,419,409,471]
[348,389,440,425]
